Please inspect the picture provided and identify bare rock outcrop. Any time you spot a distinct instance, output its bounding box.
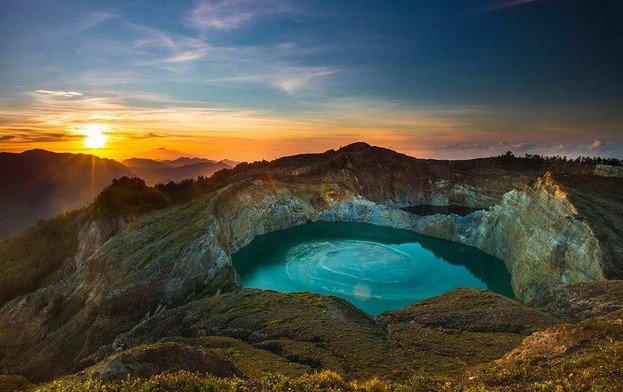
[409,173,606,300]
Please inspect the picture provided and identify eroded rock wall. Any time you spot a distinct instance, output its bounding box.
[413,173,606,300]
[319,173,606,301]
[593,164,623,178]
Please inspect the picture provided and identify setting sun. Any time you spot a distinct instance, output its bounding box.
[82,125,107,149]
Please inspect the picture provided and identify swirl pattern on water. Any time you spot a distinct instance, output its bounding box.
[284,240,484,302]
[232,222,513,315]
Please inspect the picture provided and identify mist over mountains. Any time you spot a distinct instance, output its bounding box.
[0,149,238,240]
[0,150,131,240]
[122,157,236,185]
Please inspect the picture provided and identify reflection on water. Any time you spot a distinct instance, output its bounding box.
[233,222,513,315]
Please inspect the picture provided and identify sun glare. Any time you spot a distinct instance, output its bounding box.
[82,125,107,149]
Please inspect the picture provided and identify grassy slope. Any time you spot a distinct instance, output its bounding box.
[97,289,564,383]
[28,310,623,391]
[0,177,182,308]
[25,336,623,392]
[0,209,86,306]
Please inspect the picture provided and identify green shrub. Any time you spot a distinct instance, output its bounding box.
[93,177,170,219]
[0,209,84,306]
[34,370,445,392]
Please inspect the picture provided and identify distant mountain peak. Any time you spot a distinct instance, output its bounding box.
[134,148,190,161]
[165,156,218,167]
[219,159,240,167]
[337,142,372,153]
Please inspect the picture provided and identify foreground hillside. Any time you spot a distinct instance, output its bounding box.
[1,143,622,390]
[3,283,623,391]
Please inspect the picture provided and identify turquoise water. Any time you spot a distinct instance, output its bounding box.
[233,222,513,315]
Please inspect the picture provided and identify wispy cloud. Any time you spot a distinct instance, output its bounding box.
[117,132,168,139]
[273,69,335,94]
[483,0,541,12]
[206,65,337,94]
[144,40,212,64]
[159,51,206,63]
[436,139,621,158]
[188,0,290,30]
[124,21,212,64]
[440,141,537,152]
[77,10,119,30]
[587,139,617,152]
[0,131,82,143]
[35,90,83,98]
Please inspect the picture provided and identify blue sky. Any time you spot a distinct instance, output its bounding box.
[0,0,621,160]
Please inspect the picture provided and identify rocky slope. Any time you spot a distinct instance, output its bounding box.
[0,142,622,388]
[528,280,623,322]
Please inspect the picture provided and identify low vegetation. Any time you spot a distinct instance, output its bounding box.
[469,341,623,391]
[153,160,270,203]
[0,209,86,306]
[499,150,622,166]
[30,340,623,392]
[92,177,170,219]
[33,370,454,392]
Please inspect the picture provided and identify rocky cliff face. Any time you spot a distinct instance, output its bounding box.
[593,164,623,177]
[312,172,611,301]
[410,173,607,300]
[0,143,621,383]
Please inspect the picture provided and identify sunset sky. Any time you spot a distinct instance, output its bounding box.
[1,0,622,161]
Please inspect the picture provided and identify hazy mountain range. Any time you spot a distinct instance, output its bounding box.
[0,148,238,240]
[122,156,235,185]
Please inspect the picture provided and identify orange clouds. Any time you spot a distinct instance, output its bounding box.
[2,89,618,162]
[0,90,483,161]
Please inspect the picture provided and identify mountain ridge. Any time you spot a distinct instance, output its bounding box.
[0,149,133,240]
[1,143,622,389]
[0,149,239,239]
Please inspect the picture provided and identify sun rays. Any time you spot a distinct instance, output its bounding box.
[82,124,108,149]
